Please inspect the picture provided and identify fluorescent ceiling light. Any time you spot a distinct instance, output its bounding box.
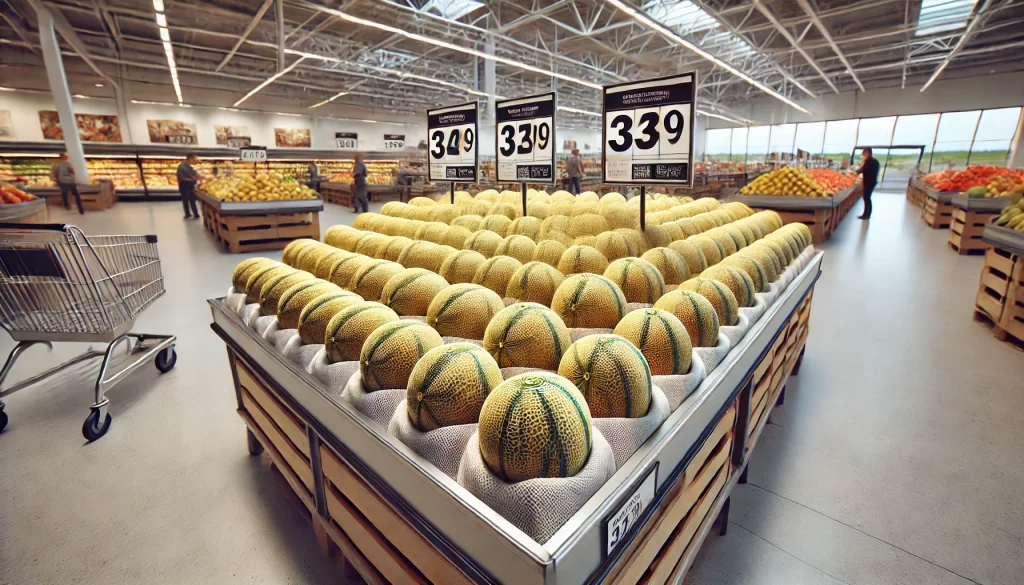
[159,27,170,42]
[604,0,810,114]
[153,0,164,11]
[0,87,15,92]
[218,107,241,111]
[153,9,181,104]
[309,91,349,109]
[233,57,307,107]
[697,109,748,125]
[276,112,304,117]
[73,94,90,99]
[559,106,602,117]
[156,13,166,26]
[95,83,104,87]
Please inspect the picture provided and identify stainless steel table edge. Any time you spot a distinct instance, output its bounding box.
[195,190,324,215]
[725,195,835,210]
[983,224,1024,257]
[950,193,1011,212]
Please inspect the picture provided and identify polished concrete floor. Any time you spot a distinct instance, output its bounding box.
[0,193,1021,585]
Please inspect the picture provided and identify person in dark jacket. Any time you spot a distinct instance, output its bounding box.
[50,153,84,214]
[352,153,368,213]
[177,153,201,219]
[855,147,880,220]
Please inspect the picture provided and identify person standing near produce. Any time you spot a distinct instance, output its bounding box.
[566,149,583,195]
[50,153,84,215]
[307,161,321,193]
[177,153,201,220]
[855,147,880,220]
[352,153,369,214]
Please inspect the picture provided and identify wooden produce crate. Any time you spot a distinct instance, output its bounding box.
[320,181,351,207]
[34,180,117,211]
[906,177,928,208]
[979,226,1024,350]
[949,195,1011,255]
[197,191,322,254]
[974,247,1015,326]
[997,266,1024,351]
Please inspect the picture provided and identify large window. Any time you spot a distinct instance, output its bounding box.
[794,122,825,158]
[931,110,981,171]
[705,128,732,162]
[768,124,796,156]
[747,126,770,162]
[891,114,939,174]
[822,119,858,164]
[731,127,748,163]
[969,107,1022,166]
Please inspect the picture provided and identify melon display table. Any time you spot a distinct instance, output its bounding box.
[975,224,1024,349]
[729,184,860,244]
[319,182,400,207]
[29,179,117,211]
[0,198,48,223]
[196,191,322,253]
[948,194,1010,255]
[208,252,823,585]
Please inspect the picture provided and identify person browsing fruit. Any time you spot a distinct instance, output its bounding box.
[352,153,368,214]
[566,149,583,195]
[51,153,84,215]
[855,147,880,220]
[177,153,202,220]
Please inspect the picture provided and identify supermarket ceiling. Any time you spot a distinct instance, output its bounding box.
[1,0,1023,123]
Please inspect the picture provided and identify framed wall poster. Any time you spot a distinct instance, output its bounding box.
[146,119,198,144]
[495,92,556,184]
[39,111,123,143]
[215,125,249,145]
[426,102,478,182]
[275,128,311,148]
[0,111,14,139]
[563,140,577,150]
[602,72,696,186]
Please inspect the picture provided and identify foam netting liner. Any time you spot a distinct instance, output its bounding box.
[226,287,247,315]
[254,314,277,337]
[401,315,428,323]
[388,401,477,480]
[625,302,652,313]
[308,348,360,398]
[592,386,671,469]
[337,370,405,428]
[694,333,731,372]
[718,311,751,349]
[569,328,614,343]
[500,367,552,379]
[441,337,484,347]
[282,337,326,372]
[739,294,768,326]
[242,304,262,329]
[457,429,617,544]
[261,320,300,353]
[653,350,707,411]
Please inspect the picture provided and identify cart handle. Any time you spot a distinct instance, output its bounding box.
[0,223,158,243]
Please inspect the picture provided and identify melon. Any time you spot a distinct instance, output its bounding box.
[743,244,782,279]
[426,283,504,339]
[533,239,568,267]
[763,235,794,266]
[472,255,523,297]
[603,258,666,304]
[701,265,756,308]
[379,268,449,316]
[451,214,483,232]
[678,277,739,327]
[480,214,512,235]
[643,225,673,250]
[282,239,318,267]
[313,249,349,280]
[507,216,542,240]
[296,242,333,273]
[613,309,693,375]
[354,233,390,258]
[443,226,473,249]
[640,247,689,286]
[349,259,405,302]
[722,254,770,293]
[297,291,364,345]
[505,261,565,306]
[323,225,358,249]
[407,343,503,431]
[687,235,724,266]
[325,254,372,290]
[438,249,488,284]
[495,235,537,264]
[232,258,278,292]
[259,270,315,315]
[414,222,449,245]
[324,302,400,363]
[550,273,627,329]
[668,240,708,275]
[594,231,633,261]
[245,264,294,305]
[465,230,504,258]
[557,334,652,418]
[478,372,592,482]
[557,244,609,276]
[397,240,448,272]
[277,280,340,330]
[483,303,571,370]
[653,290,720,347]
[360,320,444,391]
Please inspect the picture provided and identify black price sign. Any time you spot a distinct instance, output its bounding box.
[427,102,478,183]
[335,132,358,150]
[602,72,696,186]
[495,92,555,184]
[383,134,405,150]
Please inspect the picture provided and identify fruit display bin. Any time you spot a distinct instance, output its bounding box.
[920,186,956,229]
[207,252,823,585]
[729,184,858,244]
[949,195,1012,255]
[976,228,1024,350]
[30,179,118,211]
[196,191,323,253]
[906,177,932,208]
[0,198,48,223]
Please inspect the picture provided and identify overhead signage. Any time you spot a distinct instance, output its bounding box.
[239,146,267,162]
[165,134,196,145]
[383,134,406,151]
[335,132,358,150]
[427,101,478,182]
[602,72,696,186]
[226,136,251,149]
[495,92,555,184]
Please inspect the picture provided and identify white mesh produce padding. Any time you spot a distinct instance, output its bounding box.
[401,315,428,323]
[457,429,616,544]
[262,320,299,352]
[719,311,751,348]
[592,386,670,469]
[740,295,767,326]
[569,328,614,343]
[339,371,405,428]
[625,302,652,314]
[695,333,730,372]
[282,337,326,372]
[503,297,519,307]
[226,287,247,315]
[254,315,277,337]
[242,304,261,329]
[309,348,360,395]
[500,367,550,379]
[442,337,484,347]
[653,351,707,411]
[388,401,477,480]
[796,247,813,270]
[760,282,781,308]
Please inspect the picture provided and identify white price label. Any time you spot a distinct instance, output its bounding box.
[495,93,556,183]
[240,148,267,162]
[605,465,658,557]
[383,134,405,151]
[336,138,357,149]
[427,102,478,182]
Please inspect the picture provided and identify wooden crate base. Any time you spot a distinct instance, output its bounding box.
[201,201,320,253]
[922,198,953,229]
[948,208,997,254]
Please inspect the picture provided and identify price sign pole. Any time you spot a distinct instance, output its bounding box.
[495,92,556,216]
[427,102,479,205]
[602,72,696,230]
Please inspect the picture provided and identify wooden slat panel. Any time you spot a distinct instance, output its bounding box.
[237,409,315,513]
[319,518,389,585]
[241,389,314,493]
[320,447,473,585]
[236,362,310,457]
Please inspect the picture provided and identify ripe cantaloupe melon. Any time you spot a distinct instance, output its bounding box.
[379,268,449,316]
[360,321,444,391]
[557,334,652,418]
[478,372,592,482]
[743,243,782,278]
[282,239,318,267]
[451,214,483,232]
[438,249,487,284]
[550,273,627,329]
[349,259,405,302]
[415,222,450,245]
[700,265,756,308]
[640,247,689,286]
[426,283,504,339]
[295,242,332,273]
[720,226,748,252]
[443,226,473,250]
[533,239,567,267]
[722,254,770,292]
[232,258,278,293]
[480,214,512,235]
[704,229,738,257]
[325,254,372,289]
[277,280,339,330]
[567,214,609,239]
[324,302,400,363]
[643,225,673,250]
[259,270,315,315]
[472,255,523,297]
[323,225,358,249]
[245,264,294,304]
[379,236,414,263]
[313,249,348,280]
[678,277,739,327]
[495,235,537,264]
[615,229,649,256]
[768,232,800,260]
[483,302,570,370]
[297,290,364,345]
[557,244,609,275]
[654,290,720,347]
[594,231,633,261]
[614,309,693,375]
[407,343,502,431]
[354,233,390,258]
[507,216,542,240]
[763,235,793,266]
[506,261,564,306]
[465,230,504,258]
[686,235,724,266]
[660,222,684,242]
[603,258,665,304]
[397,240,447,272]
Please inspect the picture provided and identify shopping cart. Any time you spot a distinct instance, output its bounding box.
[0,223,177,441]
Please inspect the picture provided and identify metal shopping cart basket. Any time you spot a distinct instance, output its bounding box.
[0,223,177,441]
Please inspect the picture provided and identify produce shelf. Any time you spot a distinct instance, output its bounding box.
[950,193,1012,213]
[194,190,323,216]
[0,198,48,222]
[983,223,1024,257]
[209,252,823,585]
[727,185,859,244]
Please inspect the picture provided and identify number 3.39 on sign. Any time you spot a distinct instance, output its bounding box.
[426,101,479,182]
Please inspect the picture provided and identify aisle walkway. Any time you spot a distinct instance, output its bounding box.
[685,192,1024,585]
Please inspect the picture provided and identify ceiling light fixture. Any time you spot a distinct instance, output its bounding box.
[697,109,749,125]
[0,87,16,92]
[152,4,182,104]
[558,106,602,117]
[95,83,105,88]
[153,0,164,11]
[603,0,810,114]
[233,57,306,107]
[309,91,349,109]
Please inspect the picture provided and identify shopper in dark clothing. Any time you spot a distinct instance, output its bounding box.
[566,149,583,195]
[307,162,321,193]
[352,153,368,214]
[177,153,201,219]
[856,147,880,220]
[51,153,84,215]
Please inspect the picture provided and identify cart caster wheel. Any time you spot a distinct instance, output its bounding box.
[155,347,177,373]
[82,410,112,441]
[0,410,8,433]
